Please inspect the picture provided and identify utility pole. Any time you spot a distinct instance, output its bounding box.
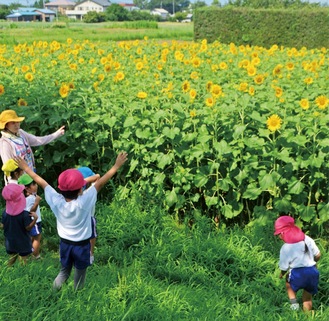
[173,0,175,14]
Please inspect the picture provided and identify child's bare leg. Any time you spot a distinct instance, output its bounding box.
[302,290,313,311]
[20,255,29,265]
[32,234,42,258]
[90,238,96,256]
[286,281,299,309]
[8,254,18,266]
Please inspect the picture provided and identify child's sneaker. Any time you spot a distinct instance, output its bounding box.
[290,303,299,310]
[90,255,94,264]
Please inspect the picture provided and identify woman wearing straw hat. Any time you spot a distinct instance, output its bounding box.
[0,109,65,178]
[274,216,321,312]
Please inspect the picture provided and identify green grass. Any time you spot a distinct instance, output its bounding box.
[0,21,194,44]
[1,192,329,320]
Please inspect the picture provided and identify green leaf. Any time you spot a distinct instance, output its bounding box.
[165,189,177,207]
[103,116,117,127]
[194,173,208,188]
[213,140,231,156]
[299,205,316,222]
[157,153,173,169]
[162,127,180,139]
[288,180,305,194]
[123,116,137,128]
[136,127,151,139]
[205,196,218,207]
[318,202,329,223]
[259,173,274,190]
[243,184,262,200]
[274,197,292,212]
[128,159,139,173]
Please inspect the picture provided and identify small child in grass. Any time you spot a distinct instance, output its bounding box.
[1,183,38,266]
[77,167,100,265]
[18,173,43,260]
[274,215,321,311]
[14,152,128,291]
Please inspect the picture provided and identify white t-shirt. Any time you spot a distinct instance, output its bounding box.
[25,194,41,223]
[45,185,97,242]
[279,235,320,271]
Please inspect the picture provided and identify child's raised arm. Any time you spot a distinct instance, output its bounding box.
[13,156,49,190]
[94,152,128,192]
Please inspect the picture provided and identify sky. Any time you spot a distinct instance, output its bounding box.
[0,0,328,6]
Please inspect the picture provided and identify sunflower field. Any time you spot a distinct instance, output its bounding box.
[1,38,329,227]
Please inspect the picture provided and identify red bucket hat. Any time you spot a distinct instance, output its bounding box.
[274,216,305,244]
[58,169,86,191]
[2,183,26,216]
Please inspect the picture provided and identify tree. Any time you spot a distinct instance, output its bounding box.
[33,0,44,8]
[191,0,207,9]
[146,0,190,14]
[227,0,321,8]
[133,0,150,9]
[105,3,129,21]
[83,11,106,23]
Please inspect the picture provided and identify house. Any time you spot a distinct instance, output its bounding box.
[118,3,139,11]
[65,0,111,20]
[6,7,56,22]
[44,0,76,15]
[150,8,169,20]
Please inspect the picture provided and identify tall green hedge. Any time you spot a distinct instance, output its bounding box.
[194,7,329,49]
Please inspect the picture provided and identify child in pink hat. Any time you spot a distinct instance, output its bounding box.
[274,215,321,311]
[14,152,128,291]
[1,183,38,266]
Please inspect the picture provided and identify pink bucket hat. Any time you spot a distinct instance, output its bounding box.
[2,183,26,216]
[58,169,86,191]
[274,216,305,244]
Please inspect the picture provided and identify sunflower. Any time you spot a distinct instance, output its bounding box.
[248,86,255,96]
[219,62,228,70]
[190,71,198,80]
[100,57,107,65]
[239,82,248,92]
[274,87,283,98]
[137,91,147,99]
[299,99,309,110]
[136,62,143,70]
[272,64,283,77]
[21,65,29,73]
[115,72,125,82]
[0,84,4,95]
[254,74,265,85]
[104,64,111,73]
[25,73,34,82]
[205,97,215,107]
[17,98,27,106]
[189,89,197,100]
[315,95,329,110]
[247,65,256,77]
[286,62,294,71]
[190,110,197,118]
[304,77,313,85]
[191,57,201,68]
[182,80,190,93]
[206,81,213,92]
[211,84,222,97]
[59,84,70,98]
[266,114,282,132]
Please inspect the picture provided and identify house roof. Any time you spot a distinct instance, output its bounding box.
[74,0,111,6]
[45,0,76,6]
[35,8,57,14]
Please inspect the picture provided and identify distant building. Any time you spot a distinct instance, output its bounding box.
[151,8,169,20]
[118,3,139,11]
[44,0,76,15]
[66,0,111,20]
[6,7,56,22]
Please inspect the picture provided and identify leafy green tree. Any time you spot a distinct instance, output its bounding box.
[0,6,10,20]
[133,0,149,9]
[129,10,157,20]
[211,0,221,6]
[174,11,187,21]
[191,0,207,9]
[227,0,320,8]
[105,3,129,21]
[83,11,106,23]
[33,0,44,8]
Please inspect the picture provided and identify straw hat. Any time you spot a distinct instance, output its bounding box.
[0,110,25,129]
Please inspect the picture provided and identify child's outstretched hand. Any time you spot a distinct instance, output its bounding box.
[115,152,128,169]
[30,211,38,221]
[13,156,29,171]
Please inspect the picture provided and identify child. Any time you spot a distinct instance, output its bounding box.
[1,158,23,185]
[274,215,321,311]
[77,167,100,264]
[14,152,128,291]
[18,173,42,260]
[1,183,38,266]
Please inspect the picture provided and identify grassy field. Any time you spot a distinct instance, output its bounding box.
[0,21,194,44]
[1,194,329,321]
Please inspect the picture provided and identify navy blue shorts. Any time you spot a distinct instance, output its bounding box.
[30,222,42,237]
[59,240,91,270]
[288,266,319,295]
[6,250,32,256]
[90,217,97,239]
